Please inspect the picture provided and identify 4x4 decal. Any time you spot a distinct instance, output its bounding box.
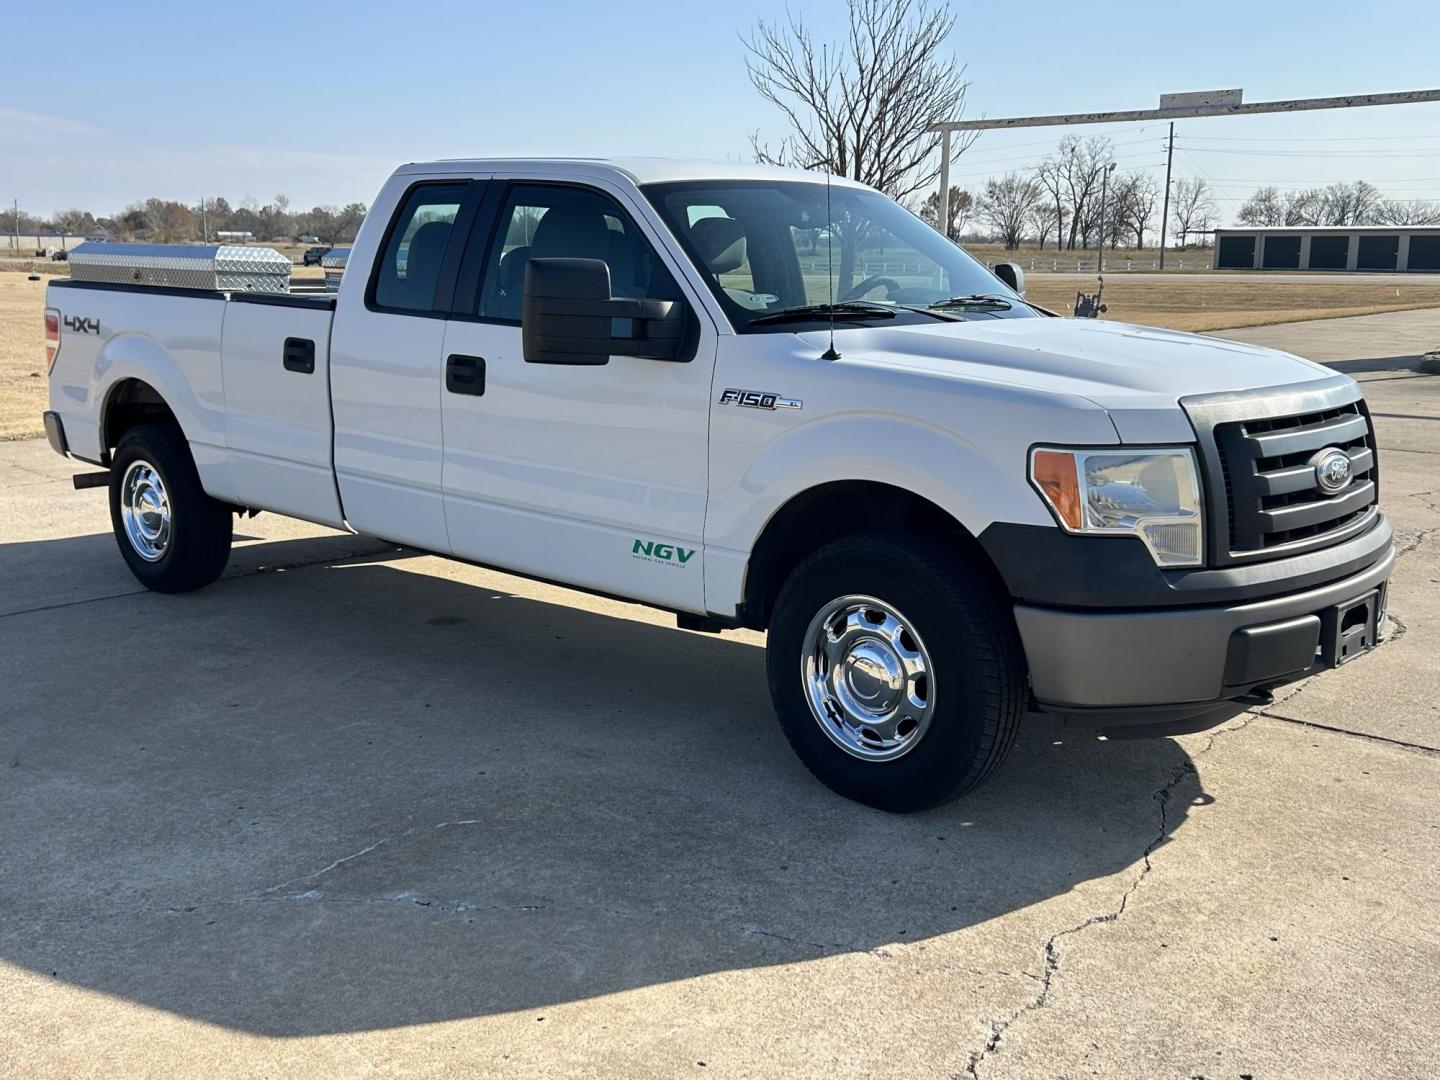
[63,315,100,334]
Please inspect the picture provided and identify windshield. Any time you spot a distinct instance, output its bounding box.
[643,180,1038,331]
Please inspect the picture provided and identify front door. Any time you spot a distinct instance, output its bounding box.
[330,178,480,551]
[439,179,717,610]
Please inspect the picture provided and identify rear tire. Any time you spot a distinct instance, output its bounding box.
[109,423,232,593]
[766,532,1025,812]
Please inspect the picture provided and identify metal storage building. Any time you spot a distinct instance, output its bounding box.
[1212,225,1440,272]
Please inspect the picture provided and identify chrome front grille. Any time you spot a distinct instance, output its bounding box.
[1183,378,1380,566]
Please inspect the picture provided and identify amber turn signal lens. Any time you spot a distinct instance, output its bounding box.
[1031,449,1082,530]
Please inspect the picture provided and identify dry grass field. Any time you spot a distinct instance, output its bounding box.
[4,269,1439,440]
[0,274,54,441]
[1022,278,1440,332]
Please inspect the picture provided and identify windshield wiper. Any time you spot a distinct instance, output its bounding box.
[929,293,1013,311]
[750,301,900,326]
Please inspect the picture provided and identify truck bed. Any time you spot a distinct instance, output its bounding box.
[46,279,344,528]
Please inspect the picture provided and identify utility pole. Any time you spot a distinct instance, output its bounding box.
[1158,122,1174,269]
[201,197,209,244]
[1097,163,1116,275]
[10,198,17,256]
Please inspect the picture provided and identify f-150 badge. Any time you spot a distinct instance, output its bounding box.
[718,388,802,410]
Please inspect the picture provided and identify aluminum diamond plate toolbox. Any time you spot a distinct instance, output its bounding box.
[321,246,350,288]
[68,242,292,293]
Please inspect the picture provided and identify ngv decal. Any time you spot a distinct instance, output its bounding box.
[632,538,696,566]
[63,315,100,335]
[718,388,802,410]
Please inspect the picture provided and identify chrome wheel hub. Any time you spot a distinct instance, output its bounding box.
[119,460,171,562]
[802,595,935,762]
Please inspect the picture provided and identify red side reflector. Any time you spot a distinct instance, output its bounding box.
[44,308,60,373]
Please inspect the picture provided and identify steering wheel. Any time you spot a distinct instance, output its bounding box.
[842,275,901,301]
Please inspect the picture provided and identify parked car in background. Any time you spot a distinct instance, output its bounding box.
[301,246,331,266]
[51,250,69,261]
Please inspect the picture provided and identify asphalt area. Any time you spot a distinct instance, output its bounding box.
[1,309,1437,1078]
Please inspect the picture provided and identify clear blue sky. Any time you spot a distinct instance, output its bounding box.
[4,0,1439,223]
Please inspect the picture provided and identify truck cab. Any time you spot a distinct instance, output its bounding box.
[43,158,1392,811]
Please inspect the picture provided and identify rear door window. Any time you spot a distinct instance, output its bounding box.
[370,183,467,312]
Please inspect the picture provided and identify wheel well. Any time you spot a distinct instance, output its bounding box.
[101,379,176,463]
[740,481,1001,630]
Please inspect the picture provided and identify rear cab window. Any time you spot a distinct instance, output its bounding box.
[369,183,468,313]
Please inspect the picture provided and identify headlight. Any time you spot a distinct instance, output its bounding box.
[1029,447,1204,567]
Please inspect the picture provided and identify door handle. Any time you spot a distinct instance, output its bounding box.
[283,337,315,374]
[446,354,486,396]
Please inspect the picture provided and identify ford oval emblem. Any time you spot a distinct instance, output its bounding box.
[1311,447,1354,495]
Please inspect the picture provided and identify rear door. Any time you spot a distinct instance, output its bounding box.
[220,296,342,526]
[437,177,718,611]
[329,177,486,550]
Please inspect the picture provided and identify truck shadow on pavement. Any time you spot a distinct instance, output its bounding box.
[1,537,1209,1036]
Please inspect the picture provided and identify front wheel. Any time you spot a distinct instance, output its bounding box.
[766,533,1025,812]
[109,423,233,593]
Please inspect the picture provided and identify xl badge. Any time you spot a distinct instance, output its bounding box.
[1311,447,1353,495]
[718,388,802,411]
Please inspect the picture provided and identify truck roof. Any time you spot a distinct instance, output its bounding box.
[396,156,871,189]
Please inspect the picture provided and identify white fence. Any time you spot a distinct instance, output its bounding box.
[797,256,1209,275]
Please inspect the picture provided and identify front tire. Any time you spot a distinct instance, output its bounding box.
[109,423,233,593]
[766,532,1025,812]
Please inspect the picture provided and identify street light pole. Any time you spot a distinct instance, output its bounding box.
[1097,162,1117,306]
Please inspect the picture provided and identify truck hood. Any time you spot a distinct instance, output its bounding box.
[799,317,1338,443]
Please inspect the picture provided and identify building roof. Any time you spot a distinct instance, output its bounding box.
[396,156,871,189]
[1214,224,1440,234]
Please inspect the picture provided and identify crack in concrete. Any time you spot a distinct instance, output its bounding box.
[963,714,1257,1079]
[1393,526,1439,558]
[256,818,488,896]
[740,925,852,953]
[1256,712,1440,755]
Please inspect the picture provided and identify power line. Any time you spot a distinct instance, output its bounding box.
[1181,133,1440,143]
[1182,146,1440,157]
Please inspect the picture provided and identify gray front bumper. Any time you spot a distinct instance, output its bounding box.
[1015,543,1394,712]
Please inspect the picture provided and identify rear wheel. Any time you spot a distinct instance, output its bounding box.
[109,423,232,593]
[766,532,1025,812]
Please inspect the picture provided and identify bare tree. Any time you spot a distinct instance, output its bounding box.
[1317,180,1382,226]
[1112,171,1159,249]
[920,186,974,240]
[1374,198,1440,226]
[1027,202,1064,250]
[1170,178,1215,248]
[978,172,1041,249]
[1032,135,1114,249]
[745,0,972,202]
[1286,189,1325,226]
[1032,156,1068,252]
[1237,185,1288,227]
[51,208,98,237]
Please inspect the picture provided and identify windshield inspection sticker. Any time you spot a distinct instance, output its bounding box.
[633,539,696,567]
[718,388,803,411]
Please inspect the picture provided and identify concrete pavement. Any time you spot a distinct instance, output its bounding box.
[1,309,1437,1078]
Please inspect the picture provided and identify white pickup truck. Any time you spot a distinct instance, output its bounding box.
[43,158,1392,811]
